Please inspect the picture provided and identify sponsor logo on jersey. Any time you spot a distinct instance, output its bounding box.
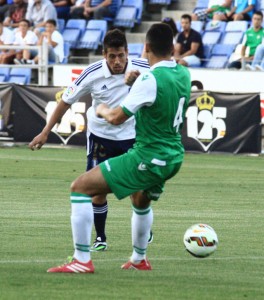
[138,162,147,171]
[142,74,150,81]
[65,86,76,97]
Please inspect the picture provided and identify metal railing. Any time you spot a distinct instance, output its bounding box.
[0,42,49,85]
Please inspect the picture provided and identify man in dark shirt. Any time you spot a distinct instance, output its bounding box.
[174,14,204,67]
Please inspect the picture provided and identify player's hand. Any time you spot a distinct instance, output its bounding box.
[125,70,140,86]
[29,132,48,151]
[96,103,109,118]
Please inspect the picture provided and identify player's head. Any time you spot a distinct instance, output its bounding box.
[103,29,128,75]
[180,14,192,32]
[145,23,174,58]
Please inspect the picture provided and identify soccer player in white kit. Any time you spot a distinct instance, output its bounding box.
[29,29,150,251]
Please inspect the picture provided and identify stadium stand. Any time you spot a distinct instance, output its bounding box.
[62,28,82,49]
[57,18,65,33]
[77,29,102,49]
[65,19,87,35]
[113,5,138,28]
[87,19,108,42]
[0,68,10,82]
[128,43,144,57]
[202,31,222,45]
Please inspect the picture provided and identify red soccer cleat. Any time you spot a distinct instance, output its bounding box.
[47,258,94,273]
[121,259,152,271]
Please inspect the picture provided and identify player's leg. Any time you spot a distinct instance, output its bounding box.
[47,166,111,273]
[87,133,109,251]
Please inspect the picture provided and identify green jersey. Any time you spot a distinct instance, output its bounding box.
[243,27,264,57]
[121,61,191,165]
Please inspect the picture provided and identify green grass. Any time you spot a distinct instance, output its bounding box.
[0,146,264,300]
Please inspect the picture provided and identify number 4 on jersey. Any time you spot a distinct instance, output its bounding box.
[173,97,185,132]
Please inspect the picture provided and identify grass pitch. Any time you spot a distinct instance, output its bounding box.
[0,146,264,300]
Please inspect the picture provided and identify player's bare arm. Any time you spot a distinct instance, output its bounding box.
[96,104,129,125]
[29,100,71,150]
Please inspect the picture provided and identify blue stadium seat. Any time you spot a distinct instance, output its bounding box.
[62,28,81,49]
[128,43,143,58]
[193,0,209,11]
[87,19,108,42]
[65,19,86,35]
[0,75,6,82]
[113,5,137,28]
[202,44,213,66]
[205,55,229,69]
[62,42,70,64]
[77,29,102,50]
[103,0,122,22]
[123,0,143,23]
[57,18,65,33]
[211,44,235,57]
[205,20,227,32]
[0,68,10,81]
[202,31,221,45]
[191,21,204,33]
[148,0,171,5]
[225,21,248,32]
[220,31,244,45]
[9,68,31,84]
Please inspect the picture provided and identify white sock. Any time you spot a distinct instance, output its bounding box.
[70,192,93,263]
[131,205,153,263]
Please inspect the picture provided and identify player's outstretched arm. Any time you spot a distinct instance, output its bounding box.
[29,100,71,151]
[96,104,129,125]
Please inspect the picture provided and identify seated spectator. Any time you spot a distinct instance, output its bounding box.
[222,0,256,21]
[12,19,38,64]
[162,17,178,43]
[69,0,85,18]
[228,10,264,69]
[192,0,232,22]
[25,0,57,32]
[51,0,72,20]
[0,20,15,64]
[174,14,204,67]
[24,19,64,64]
[245,42,264,70]
[3,0,27,28]
[69,0,118,20]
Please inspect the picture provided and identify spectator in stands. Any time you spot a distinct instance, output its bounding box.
[246,42,264,70]
[69,0,118,20]
[222,0,256,21]
[69,0,85,18]
[192,0,232,22]
[12,19,38,64]
[0,0,10,22]
[3,0,27,28]
[162,17,178,43]
[25,0,57,32]
[228,10,264,69]
[51,0,72,20]
[174,14,204,67]
[0,20,15,64]
[23,19,64,64]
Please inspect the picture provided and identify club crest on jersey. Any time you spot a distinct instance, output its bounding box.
[186,92,227,151]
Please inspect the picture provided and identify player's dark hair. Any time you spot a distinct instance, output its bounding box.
[103,29,127,52]
[19,19,31,27]
[162,17,178,37]
[146,23,174,57]
[46,19,57,27]
[181,14,192,23]
[254,10,263,19]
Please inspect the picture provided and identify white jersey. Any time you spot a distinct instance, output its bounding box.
[62,57,150,140]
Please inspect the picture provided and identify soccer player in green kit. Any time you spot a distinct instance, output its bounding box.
[47,23,191,273]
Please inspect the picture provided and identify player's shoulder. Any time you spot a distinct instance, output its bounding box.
[131,58,150,70]
[74,60,103,86]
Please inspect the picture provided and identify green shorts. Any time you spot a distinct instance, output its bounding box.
[99,149,182,200]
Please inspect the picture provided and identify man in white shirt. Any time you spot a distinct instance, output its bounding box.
[0,20,15,64]
[29,29,151,251]
[13,19,39,64]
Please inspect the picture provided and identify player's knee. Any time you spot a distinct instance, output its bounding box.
[70,178,80,193]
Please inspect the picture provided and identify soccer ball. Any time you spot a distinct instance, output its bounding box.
[183,224,218,258]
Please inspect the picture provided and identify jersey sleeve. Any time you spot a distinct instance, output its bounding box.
[62,69,93,105]
[120,72,157,116]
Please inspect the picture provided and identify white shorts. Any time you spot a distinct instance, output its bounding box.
[182,55,201,67]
